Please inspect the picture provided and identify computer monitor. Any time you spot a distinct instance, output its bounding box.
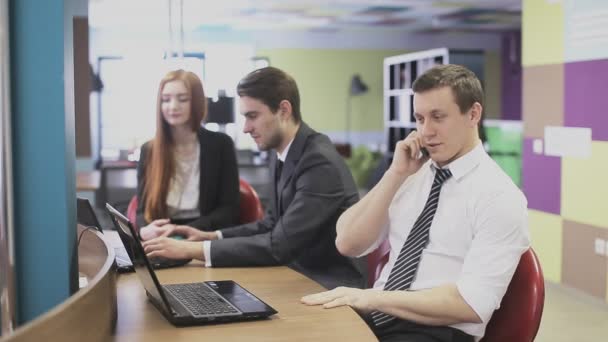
[206,96,234,124]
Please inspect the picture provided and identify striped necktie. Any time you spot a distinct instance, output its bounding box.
[372,167,452,327]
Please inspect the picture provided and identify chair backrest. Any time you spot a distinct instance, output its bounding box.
[127,195,138,230]
[127,179,263,229]
[366,239,390,288]
[366,244,545,342]
[481,248,545,342]
[238,178,264,224]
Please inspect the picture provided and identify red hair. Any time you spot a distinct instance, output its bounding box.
[143,70,207,222]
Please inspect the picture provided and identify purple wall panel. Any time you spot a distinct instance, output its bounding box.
[564,59,608,141]
[501,31,522,120]
[522,138,561,214]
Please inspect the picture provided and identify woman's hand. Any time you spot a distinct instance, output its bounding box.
[139,219,171,241]
[142,237,203,260]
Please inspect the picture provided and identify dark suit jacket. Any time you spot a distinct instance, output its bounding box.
[136,127,240,231]
[210,123,364,289]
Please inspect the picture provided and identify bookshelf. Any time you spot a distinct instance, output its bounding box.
[383,48,449,154]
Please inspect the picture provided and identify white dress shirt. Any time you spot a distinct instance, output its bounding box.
[363,142,530,339]
[167,143,200,219]
[203,138,295,266]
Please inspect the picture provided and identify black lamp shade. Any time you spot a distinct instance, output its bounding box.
[349,74,368,96]
[206,96,235,124]
[90,64,103,92]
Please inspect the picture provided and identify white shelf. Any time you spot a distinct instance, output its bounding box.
[384,48,449,66]
[386,89,413,96]
[386,121,408,127]
[384,48,450,153]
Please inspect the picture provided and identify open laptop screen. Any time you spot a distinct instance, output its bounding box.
[77,197,103,233]
[106,203,173,313]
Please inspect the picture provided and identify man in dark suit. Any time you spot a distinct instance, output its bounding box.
[142,67,364,289]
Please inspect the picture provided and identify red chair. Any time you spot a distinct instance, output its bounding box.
[127,195,139,230]
[127,178,264,229]
[481,248,545,342]
[367,246,545,342]
[366,239,390,288]
[238,178,264,224]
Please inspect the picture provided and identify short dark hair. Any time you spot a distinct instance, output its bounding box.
[237,67,301,123]
[412,64,484,114]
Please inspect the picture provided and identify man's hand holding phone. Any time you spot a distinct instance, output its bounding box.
[389,131,430,178]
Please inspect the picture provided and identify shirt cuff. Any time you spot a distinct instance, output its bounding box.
[203,240,212,267]
[456,278,496,324]
[216,230,223,240]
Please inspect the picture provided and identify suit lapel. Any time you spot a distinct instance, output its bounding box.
[198,128,209,212]
[276,123,314,212]
[271,154,281,215]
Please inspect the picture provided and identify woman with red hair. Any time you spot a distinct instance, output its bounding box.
[137,70,239,239]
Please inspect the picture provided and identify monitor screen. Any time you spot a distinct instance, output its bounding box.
[206,96,235,124]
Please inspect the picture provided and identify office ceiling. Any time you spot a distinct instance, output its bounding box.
[89,0,522,34]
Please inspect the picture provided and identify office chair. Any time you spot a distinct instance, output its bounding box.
[481,248,545,342]
[366,239,390,288]
[126,195,139,230]
[126,178,263,230]
[367,246,545,342]
[238,178,264,224]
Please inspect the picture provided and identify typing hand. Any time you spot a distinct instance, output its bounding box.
[301,287,378,314]
[142,237,202,260]
[159,225,218,242]
[139,219,172,241]
[389,131,429,178]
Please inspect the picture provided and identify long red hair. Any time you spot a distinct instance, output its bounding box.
[143,70,207,222]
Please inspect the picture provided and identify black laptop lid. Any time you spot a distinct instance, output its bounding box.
[77,197,103,233]
[105,203,174,313]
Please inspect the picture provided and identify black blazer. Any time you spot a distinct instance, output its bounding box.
[210,123,364,290]
[136,127,240,231]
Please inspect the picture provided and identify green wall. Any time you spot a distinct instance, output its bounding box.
[257,48,408,132]
[259,48,502,135]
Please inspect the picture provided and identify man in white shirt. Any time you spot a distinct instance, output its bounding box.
[301,64,530,342]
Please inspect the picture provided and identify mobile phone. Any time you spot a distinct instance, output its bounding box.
[420,147,429,158]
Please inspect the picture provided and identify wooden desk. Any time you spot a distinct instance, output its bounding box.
[115,265,377,341]
[76,170,101,191]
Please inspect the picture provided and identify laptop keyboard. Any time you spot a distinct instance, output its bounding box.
[164,283,240,316]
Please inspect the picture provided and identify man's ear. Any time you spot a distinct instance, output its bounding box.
[278,100,293,121]
[469,102,482,127]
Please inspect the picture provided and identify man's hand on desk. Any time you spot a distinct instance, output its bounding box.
[159,225,219,241]
[301,287,380,314]
[142,237,204,261]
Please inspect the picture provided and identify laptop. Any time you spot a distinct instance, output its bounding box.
[76,197,189,273]
[105,203,277,326]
